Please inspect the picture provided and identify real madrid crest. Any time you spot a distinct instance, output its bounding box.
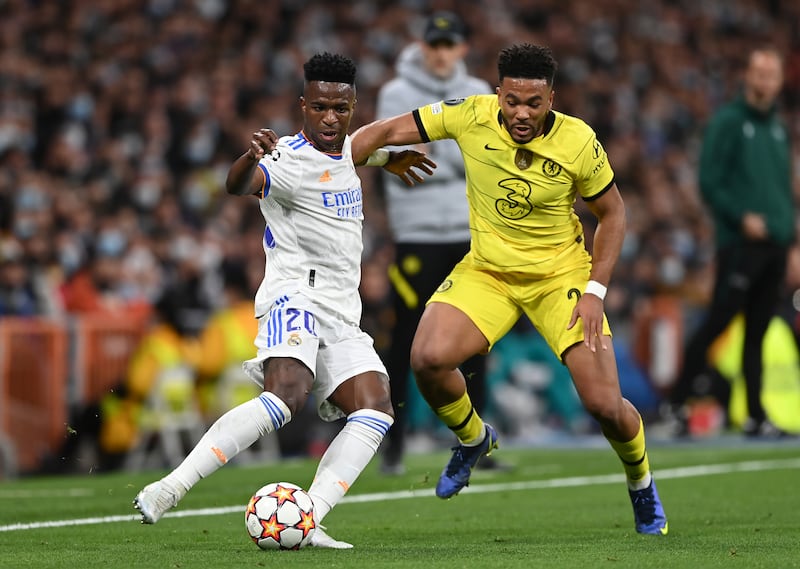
[287,333,302,346]
[515,148,533,170]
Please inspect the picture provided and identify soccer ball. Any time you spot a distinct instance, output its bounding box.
[245,482,316,550]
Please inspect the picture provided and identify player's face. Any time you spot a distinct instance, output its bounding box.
[497,77,554,144]
[421,40,468,80]
[744,51,783,112]
[300,81,356,153]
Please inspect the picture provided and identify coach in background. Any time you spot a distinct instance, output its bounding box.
[666,47,795,438]
[374,12,496,475]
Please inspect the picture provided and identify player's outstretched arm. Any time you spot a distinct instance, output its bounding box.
[226,128,279,196]
[351,112,425,165]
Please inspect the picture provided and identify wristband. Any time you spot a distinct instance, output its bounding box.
[365,148,390,167]
[584,280,607,300]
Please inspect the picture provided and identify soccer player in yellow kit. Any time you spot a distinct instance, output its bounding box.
[352,43,668,535]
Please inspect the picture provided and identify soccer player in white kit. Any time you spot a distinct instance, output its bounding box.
[134,53,434,549]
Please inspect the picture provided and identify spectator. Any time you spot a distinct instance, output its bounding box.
[0,238,38,316]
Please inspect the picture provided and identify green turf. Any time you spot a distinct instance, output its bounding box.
[1,442,799,569]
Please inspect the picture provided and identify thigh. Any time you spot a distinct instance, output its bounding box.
[563,338,622,406]
[746,244,788,311]
[425,258,521,353]
[522,266,611,361]
[315,329,389,420]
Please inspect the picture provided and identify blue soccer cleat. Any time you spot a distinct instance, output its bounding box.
[436,424,499,499]
[628,477,669,535]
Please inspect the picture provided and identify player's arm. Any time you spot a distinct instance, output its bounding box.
[226,128,278,196]
[583,183,625,289]
[567,183,626,352]
[351,112,426,166]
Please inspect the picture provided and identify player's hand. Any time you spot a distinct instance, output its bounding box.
[742,212,768,241]
[247,128,279,160]
[566,292,607,353]
[383,150,437,187]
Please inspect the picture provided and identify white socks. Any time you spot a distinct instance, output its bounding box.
[308,409,393,523]
[159,398,392,526]
[166,392,291,494]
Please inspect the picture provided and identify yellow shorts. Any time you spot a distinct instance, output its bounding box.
[428,252,612,360]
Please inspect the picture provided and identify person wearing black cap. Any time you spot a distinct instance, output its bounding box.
[374,12,497,476]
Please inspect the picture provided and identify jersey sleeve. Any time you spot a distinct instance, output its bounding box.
[575,133,615,201]
[414,96,475,143]
[256,141,302,200]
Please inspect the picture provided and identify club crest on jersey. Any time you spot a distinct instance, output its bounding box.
[287,333,302,346]
[436,279,453,293]
[542,159,562,177]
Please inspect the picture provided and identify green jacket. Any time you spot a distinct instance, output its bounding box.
[699,95,794,248]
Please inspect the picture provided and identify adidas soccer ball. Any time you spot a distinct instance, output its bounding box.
[245,482,316,550]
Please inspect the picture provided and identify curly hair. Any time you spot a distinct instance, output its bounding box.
[498,43,558,85]
[303,52,357,85]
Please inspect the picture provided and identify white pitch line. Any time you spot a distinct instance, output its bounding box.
[0,488,94,499]
[1,457,799,533]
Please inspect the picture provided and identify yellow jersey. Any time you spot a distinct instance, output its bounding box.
[414,95,614,276]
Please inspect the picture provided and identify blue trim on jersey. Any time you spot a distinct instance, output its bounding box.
[292,131,345,160]
[258,393,287,428]
[266,307,283,347]
[257,162,271,197]
[288,133,309,150]
[348,413,391,436]
[263,225,276,249]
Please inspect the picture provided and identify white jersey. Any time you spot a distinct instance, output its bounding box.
[253,131,364,325]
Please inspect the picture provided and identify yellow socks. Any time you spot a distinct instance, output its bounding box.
[607,416,652,491]
[435,392,485,445]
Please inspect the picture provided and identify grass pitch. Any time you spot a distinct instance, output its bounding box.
[1,440,799,569]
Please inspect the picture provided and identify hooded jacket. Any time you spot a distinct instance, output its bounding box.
[376,43,491,243]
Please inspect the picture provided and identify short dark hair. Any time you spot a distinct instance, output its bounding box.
[498,43,557,85]
[303,52,357,85]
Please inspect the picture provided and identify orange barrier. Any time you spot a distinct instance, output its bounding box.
[0,315,148,475]
[73,316,147,405]
[0,318,68,474]
[631,294,684,395]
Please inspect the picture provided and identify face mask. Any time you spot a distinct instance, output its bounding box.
[133,180,162,209]
[96,230,127,257]
[59,243,83,275]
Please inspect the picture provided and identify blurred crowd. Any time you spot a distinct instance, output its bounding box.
[1,0,800,464]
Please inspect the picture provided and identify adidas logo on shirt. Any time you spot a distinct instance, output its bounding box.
[319,170,332,182]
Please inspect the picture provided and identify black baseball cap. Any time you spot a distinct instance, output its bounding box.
[423,11,466,45]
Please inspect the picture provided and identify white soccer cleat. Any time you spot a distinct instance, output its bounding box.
[133,480,180,524]
[309,525,353,549]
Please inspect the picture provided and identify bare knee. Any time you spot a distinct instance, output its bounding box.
[410,342,450,376]
[582,395,624,427]
[329,372,394,418]
[262,357,312,416]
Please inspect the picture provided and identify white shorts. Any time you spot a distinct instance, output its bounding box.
[243,293,388,421]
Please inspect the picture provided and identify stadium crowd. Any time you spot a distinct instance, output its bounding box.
[1,0,799,465]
